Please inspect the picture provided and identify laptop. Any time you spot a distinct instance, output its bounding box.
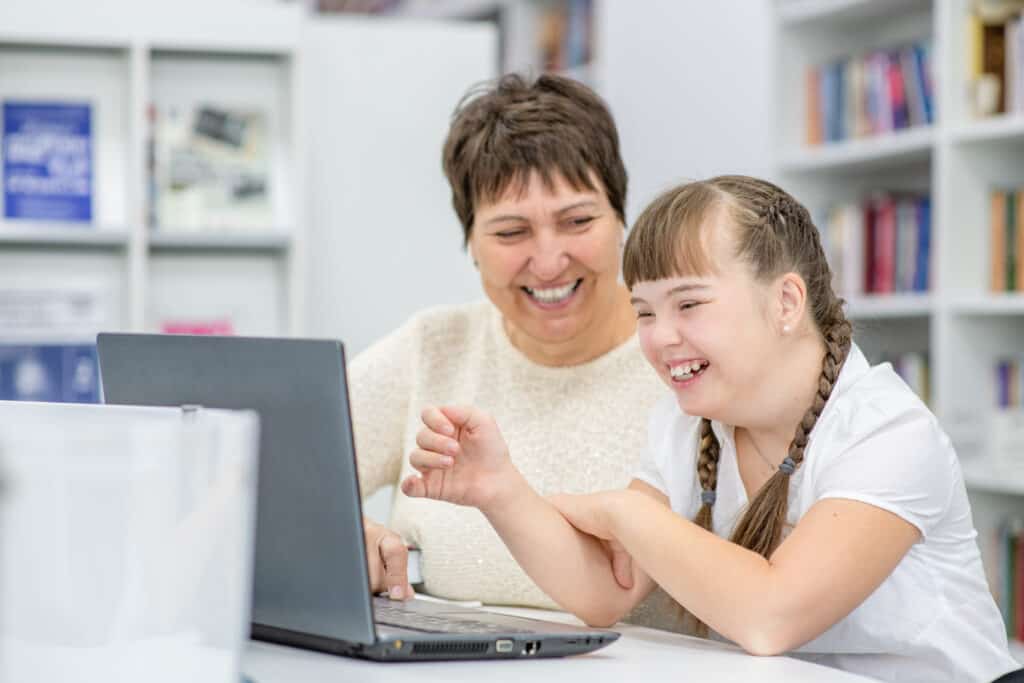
[96,333,619,661]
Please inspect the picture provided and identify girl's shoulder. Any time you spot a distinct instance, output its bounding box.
[824,355,937,448]
[806,350,956,505]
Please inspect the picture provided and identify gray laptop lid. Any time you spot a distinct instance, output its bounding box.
[96,333,376,646]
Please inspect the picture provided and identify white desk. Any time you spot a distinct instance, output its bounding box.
[243,607,875,682]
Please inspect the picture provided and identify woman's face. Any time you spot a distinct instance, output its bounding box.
[630,216,779,423]
[469,170,624,349]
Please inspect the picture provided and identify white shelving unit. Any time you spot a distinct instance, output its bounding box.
[396,0,602,90]
[774,0,1024,653]
[0,0,306,339]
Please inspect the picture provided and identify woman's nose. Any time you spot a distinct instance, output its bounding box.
[528,234,570,281]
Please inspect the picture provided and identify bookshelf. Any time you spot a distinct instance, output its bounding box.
[397,0,601,89]
[774,0,1024,653]
[0,1,306,355]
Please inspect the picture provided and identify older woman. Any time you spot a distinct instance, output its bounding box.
[353,73,669,618]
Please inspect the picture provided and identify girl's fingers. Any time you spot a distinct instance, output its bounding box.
[415,427,460,456]
[610,548,634,590]
[408,448,454,473]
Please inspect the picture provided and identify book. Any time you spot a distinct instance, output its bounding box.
[806,67,822,145]
[983,22,1008,114]
[1017,190,1024,291]
[0,343,100,403]
[152,103,272,232]
[914,196,931,292]
[2,101,92,223]
[1008,191,1018,291]
[161,318,235,336]
[993,191,1008,292]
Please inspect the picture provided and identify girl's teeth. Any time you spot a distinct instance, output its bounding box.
[670,361,706,380]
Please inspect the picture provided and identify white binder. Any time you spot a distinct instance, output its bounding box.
[0,400,259,683]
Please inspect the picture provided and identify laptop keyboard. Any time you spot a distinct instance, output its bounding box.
[374,602,534,635]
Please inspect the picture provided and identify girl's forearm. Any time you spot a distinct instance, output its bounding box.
[480,475,638,626]
[607,491,776,649]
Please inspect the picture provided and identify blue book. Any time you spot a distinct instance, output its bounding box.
[2,101,92,222]
[819,64,833,143]
[912,43,933,124]
[834,60,846,141]
[0,344,100,403]
[914,196,931,292]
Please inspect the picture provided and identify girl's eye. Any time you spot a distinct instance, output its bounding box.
[635,310,653,319]
[679,301,700,311]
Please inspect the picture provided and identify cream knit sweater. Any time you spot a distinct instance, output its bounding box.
[349,300,684,626]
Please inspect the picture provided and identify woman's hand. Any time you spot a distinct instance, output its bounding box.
[401,405,526,514]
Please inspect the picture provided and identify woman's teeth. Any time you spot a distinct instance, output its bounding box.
[524,279,581,304]
[670,361,707,380]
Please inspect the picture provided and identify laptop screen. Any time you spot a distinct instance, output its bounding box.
[97,333,377,645]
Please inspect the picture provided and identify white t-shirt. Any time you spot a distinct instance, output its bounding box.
[633,343,1017,683]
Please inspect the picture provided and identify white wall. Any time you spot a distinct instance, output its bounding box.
[599,0,775,222]
[304,18,495,356]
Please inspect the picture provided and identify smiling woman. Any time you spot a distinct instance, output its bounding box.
[345,73,670,623]
[470,170,635,367]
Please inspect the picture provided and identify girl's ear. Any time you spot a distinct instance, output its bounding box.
[777,271,807,334]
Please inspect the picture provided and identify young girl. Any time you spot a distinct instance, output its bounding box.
[400,176,1016,682]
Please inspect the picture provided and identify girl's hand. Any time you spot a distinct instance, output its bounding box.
[401,405,523,513]
[550,491,635,590]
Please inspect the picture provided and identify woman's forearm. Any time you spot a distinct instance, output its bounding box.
[480,474,639,626]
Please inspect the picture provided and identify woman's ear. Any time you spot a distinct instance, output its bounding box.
[778,271,807,334]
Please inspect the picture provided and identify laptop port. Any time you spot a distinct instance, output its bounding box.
[523,640,541,656]
[495,639,514,653]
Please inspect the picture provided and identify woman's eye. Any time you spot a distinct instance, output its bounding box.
[566,216,594,229]
[495,229,526,239]
[635,310,653,319]
[679,301,699,311]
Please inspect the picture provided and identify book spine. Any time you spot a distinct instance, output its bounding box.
[1009,191,1019,292]
[888,51,909,130]
[993,191,1007,292]
[915,196,931,292]
[807,67,823,145]
[1017,189,1024,291]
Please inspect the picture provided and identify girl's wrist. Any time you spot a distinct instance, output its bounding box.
[479,462,532,519]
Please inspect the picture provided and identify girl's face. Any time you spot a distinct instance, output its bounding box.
[469,170,624,349]
[630,216,780,423]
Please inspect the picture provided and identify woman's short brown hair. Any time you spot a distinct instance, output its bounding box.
[442,73,627,244]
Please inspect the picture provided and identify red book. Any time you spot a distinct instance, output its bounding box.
[887,51,909,129]
[873,196,897,294]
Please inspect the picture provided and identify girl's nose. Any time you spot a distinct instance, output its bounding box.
[650,315,684,349]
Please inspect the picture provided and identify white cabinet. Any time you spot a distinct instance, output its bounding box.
[773,0,1024,655]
